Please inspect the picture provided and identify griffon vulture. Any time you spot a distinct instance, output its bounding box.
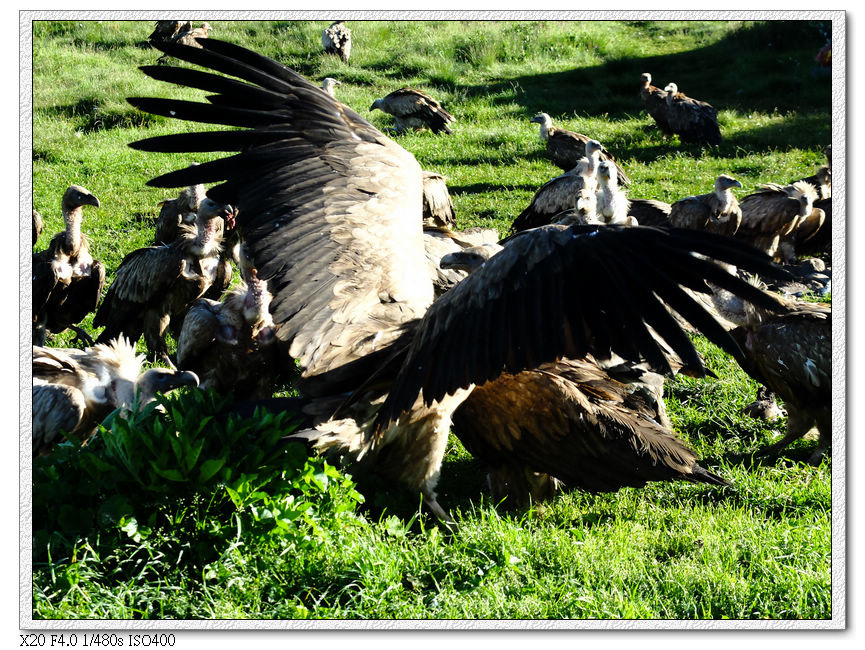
[321,77,342,98]
[370,88,455,135]
[669,175,743,237]
[596,161,634,225]
[176,245,281,400]
[530,112,630,186]
[736,181,823,263]
[662,82,722,146]
[128,38,792,522]
[93,198,232,366]
[322,21,351,63]
[32,185,104,347]
[639,73,673,137]
[32,338,198,455]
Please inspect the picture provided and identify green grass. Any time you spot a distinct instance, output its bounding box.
[30,19,833,620]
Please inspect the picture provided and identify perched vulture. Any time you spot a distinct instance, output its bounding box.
[322,21,351,63]
[509,141,604,233]
[93,198,232,366]
[639,73,673,137]
[627,198,672,227]
[669,175,743,237]
[422,170,456,229]
[32,210,43,247]
[32,185,104,347]
[128,38,792,522]
[321,77,342,98]
[370,88,455,135]
[32,338,199,455]
[712,291,831,464]
[596,161,634,225]
[157,22,212,63]
[176,245,281,401]
[148,20,192,45]
[662,82,722,146]
[530,112,630,186]
[736,181,822,263]
[153,180,206,246]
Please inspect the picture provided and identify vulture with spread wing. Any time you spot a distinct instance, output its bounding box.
[736,181,823,264]
[639,73,673,138]
[669,175,743,237]
[530,112,630,186]
[370,88,455,135]
[662,82,722,146]
[33,338,198,455]
[32,185,104,347]
[322,21,351,63]
[93,198,232,366]
[128,38,792,521]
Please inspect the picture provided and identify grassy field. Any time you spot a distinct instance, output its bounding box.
[29,19,833,621]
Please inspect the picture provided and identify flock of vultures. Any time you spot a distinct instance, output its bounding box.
[32,21,832,522]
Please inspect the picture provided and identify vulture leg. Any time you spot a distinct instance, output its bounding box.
[488,465,561,509]
[758,407,816,460]
[68,325,95,349]
[143,310,175,368]
[422,486,458,530]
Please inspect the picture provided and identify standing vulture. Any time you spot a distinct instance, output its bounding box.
[322,21,351,63]
[639,73,673,137]
[176,245,281,400]
[32,185,104,347]
[669,175,743,237]
[662,82,722,146]
[128,38,792,522]
[370,88,455,135]
[93,198,232,366]
[33,338,198,455]
[736,181,823,263]
[530,112,630,186]
[509,141,604,233]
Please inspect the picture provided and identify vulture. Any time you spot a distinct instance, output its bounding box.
[424,227,501,296]
[32,338,199,456]
[32,185,105,347]
[176,245,281,401]
[321,77,342,98]
[370,88,455,135]
[662,82,722,146]
[639,73,673,137]
[794,196,831,258]
[128,38,793,522]
[148,20,192,45]
[711,290,831,464]
[668,175,743,237]
[793,145,831,200]
[530,112,630,186]
[93,198,232,366]
[322,21,351,63]
[596,161,634,225]
[627,198,672,227]
[735,181,823,263]
[422,170,456,229]
[509,141,604,233]
[32,210,43,247]
[153,180,206,246]
[157,22,212,63]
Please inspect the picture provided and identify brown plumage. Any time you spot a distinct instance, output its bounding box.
[627,198,672,227]
[370,88,455,135]
[530,112,630,186]
[717,293,831,464]
[662,82,722,146]
[736,181,822,263]
[669,175,743,237]
[176,246,281,400]
[157,22,212,63]
[422,171,456,228]
[640,73,673,137]
[32,338,198,455]
[148,20,192,45]
[153,181,206,246]
[129,38,794,522]
[32,185,104,347]
[322,21,351,63]
[32,210,43,247]
[93,198,232,366]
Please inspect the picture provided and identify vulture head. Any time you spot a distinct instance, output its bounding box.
[369,98,385,112]
[321,77,342,98]
[127,368,200,409]
[198,197,234,227]
[529,112,553,139]
[788,180,818,216]
[62,185,100,214]
[199,22,213,34]
[714,175,743,194]
[598,160,616,187]
[439,243,504,274]
[640,72,653,87]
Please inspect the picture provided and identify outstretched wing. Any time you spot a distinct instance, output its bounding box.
[376,224,792,430]
[128,38,433,395]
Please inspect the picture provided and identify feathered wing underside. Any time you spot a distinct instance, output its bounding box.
[376,224,792,430]
[129,39,433,392]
